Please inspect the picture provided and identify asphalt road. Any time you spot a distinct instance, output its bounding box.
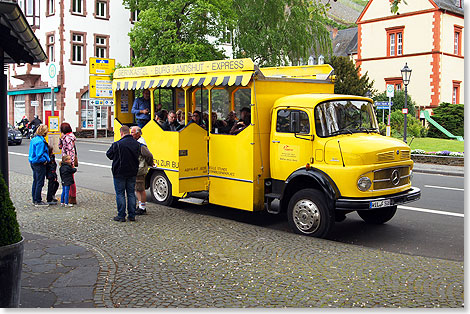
[8,139,464,261]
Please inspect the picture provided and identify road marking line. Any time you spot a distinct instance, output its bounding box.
[8,152,28,157]
[79,161,111,169]
[89,149,107,153]
[8,152,111,169]
[398,205,464,218]
[424,185,464,192]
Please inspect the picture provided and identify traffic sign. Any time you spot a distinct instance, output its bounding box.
[402,108,408,114]
[47,62,58,87]
[89,75,113,98]
[386,84,394,98]
[89,58,115,75]
[375,101,392,110]
[89,99,114,106]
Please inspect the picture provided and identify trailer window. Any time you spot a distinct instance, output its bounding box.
[276,109,310,134]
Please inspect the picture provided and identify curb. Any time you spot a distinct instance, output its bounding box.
[413,168,464,177]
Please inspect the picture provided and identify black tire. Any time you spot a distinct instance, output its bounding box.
[287,189,335,238]
[357,205,397,224]
[150,171,176,206]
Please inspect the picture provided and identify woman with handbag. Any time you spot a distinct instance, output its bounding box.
[58,122,78,204]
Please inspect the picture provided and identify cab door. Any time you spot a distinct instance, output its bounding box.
[270,107,314,180]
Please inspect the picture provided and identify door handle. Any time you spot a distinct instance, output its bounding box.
[272,140,280,143]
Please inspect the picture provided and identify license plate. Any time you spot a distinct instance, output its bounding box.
[370,199,391,209]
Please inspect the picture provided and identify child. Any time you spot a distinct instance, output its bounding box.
[59,155,77,207]
[45,144,59,205]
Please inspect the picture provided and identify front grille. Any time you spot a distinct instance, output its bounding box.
[400,150,410,160]
[372,166,410,191]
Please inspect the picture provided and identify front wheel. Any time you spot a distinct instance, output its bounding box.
[357,205,397,224]
[150,171,176,206]
[287,189,334,238]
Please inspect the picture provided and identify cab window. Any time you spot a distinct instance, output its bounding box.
[276,109,310,134]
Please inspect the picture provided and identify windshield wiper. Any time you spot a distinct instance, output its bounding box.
[329,128,353,136]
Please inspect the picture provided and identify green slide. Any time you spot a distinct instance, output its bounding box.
[423,111,464,141]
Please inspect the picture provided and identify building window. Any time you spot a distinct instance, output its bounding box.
[385,79,403,91]
[452,81,461,104]
[47,0,55,15]
[386,26,404,57]
[454,26,462,55]
[71,32,86,64]
[19,0,39,27]
[131,10,140,23]
[43,93,57,112]
[95,0,109,19]
[14,95,26,124]
[81,91,108,129]
[221,28,232,44]
[72,0,84,15]
[94,34,109,58]
[46,33,55,62]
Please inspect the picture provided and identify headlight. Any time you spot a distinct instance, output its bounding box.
[357,176,372,191]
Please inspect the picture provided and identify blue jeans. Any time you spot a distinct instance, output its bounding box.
[30,163,46,203]
[113,176,137,219]
[61,185,70,204]
[136,119,150,129]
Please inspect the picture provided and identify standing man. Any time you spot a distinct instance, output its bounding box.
[106,125,141,222]
[131,89,151,128]
[130,126,154,215]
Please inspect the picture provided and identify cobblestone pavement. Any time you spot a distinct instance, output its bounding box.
[9,171,463,308]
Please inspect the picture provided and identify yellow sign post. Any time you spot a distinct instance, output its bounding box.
[46,115,61,154]
[89,57,115,75]
[89,75,113,98]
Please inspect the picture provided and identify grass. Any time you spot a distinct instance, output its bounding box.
[408,137,464,153]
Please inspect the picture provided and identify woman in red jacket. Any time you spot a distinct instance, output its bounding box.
[58,122,78,204]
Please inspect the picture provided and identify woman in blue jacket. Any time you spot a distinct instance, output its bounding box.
[28,124,50,206]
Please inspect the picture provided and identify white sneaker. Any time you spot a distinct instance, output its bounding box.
[66,203,73,207]
[60,203,65,207]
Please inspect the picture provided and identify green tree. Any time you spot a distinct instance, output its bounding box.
[124,0,232,66]
[427,102,464,139]
[373,89,416,117]
[0,173,22,246]
[232,0,332,66]
[378,110,427,138]
[327,56,376,96]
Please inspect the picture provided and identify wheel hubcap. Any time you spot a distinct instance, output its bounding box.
[293,199,320,233]
[153,176,168,201]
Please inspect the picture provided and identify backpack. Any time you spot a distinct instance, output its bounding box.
[137,154,149,176]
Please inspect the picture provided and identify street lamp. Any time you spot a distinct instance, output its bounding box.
[401,63,412,143]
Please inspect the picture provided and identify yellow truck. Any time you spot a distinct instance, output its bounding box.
[112,58,421,238]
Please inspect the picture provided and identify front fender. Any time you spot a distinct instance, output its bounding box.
[280,167,340,210]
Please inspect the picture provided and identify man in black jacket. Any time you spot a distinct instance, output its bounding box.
[106,125,141,222]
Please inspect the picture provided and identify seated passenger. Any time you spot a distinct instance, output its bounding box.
[162,110,182,131]
[176,110,185,126]
[190,110,206,130]
[155,110,166,128]
[220,111,237,134]
[230,107,251,135]
[211,112,227,134]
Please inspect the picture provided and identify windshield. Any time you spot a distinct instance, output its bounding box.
[314,100,379,137]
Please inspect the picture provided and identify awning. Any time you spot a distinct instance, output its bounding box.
[7,86,60,95]
[113,72,252,91]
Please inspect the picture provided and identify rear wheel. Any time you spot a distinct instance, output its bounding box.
[287,189,334,238]
[150,171,176,206]
[357,205,397,224]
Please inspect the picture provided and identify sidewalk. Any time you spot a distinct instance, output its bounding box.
[9,171,464,308]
